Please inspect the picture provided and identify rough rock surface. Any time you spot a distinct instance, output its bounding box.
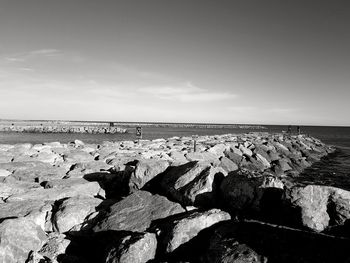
[52,196,102,233]
[156,209,231,253]
[160,161,227,206]
[0,218,47,263]
[94,191,185,232]
[104,232,157,263]
[0,133,336,262]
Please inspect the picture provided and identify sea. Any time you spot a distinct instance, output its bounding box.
[0,125,349,190]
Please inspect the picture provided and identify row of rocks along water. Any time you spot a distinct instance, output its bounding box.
[0,125,127,134]
[0,132,349,263]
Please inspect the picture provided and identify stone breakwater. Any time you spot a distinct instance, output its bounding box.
[0,133,349,262]
[0,125,127,134]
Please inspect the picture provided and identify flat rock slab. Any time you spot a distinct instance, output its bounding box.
[5,179,104,202]
[0,218,47,263]
[0,200,53,230]
[94,190,185,233]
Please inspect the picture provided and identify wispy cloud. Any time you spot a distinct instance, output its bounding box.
[140,82,236,102]
[3,49,62,63]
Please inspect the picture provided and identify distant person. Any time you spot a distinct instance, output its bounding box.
[297,126,301,134]
[287,125,292,134]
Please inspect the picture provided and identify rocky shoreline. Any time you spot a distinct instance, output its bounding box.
[0,133,349,262]
[0,125,127,134]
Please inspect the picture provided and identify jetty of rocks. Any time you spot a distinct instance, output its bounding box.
[0,133,349,262]
[0,125,127,134]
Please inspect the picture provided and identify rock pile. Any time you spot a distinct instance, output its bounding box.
[0,133,348,262]
[0,125,127,134]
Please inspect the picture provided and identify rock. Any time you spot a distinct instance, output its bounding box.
[218,156,239,173]
[156,209,230,254]
[224,150,242,165]
[127,159,169,192]
[160,161,227,206]
[0,200,53,231]
[202,224,265,263]
[63,150,95,163]
[38,233,71,262]
[168,151,188,165]
[0,218,47,263]
[104,232,157,263]
[283,184,330,232]
[201,220,350,263]
[94,191,184,232]
[283,184,350,232]
[239,145,253,156]
[6,179,104,202]
[185,152,219,164]
[52,196,102,233]
[0,181,40,200]
[220,169,284,216]
[31,151,61,165]
[0,169,11,177]
[0,152,13,163]
[207,143,228,157]
[255,153,271,169]
[0,161,66,182]
[66,161,112,177]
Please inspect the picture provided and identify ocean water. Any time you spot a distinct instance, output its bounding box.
[0,125,349,190]
[0,125,349,146]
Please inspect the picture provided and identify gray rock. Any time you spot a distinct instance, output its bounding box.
[52,196,102,233]
[6,179,104,202]
[0,218,47,263]
[127,159,169,192]
[220,169,284,214]
[94,191,184,232]
[0,200,53,231]
[156,209,230,253]
[219,156,239,173]
[105,232,157,263]
[185,152,219,164]
[224,150,242,165]
[160,161,227,206]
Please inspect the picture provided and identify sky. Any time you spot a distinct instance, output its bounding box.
[0,0,349,126]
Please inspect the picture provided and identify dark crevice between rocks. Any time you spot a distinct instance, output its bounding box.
[59,230,137,263]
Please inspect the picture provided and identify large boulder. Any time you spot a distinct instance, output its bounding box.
[160,161,227,206]
[104,232,157,263]
[52,196,102,233]
[126,159,169,192]
[0,218,47,263]
[205,220,350,263]
[202,223,265,263]
[93,191,185,232]
[283,184,350,232]
[220,169,284,216]
[0,200,53,231]
[38,233,71,262]
[155,209,230,254]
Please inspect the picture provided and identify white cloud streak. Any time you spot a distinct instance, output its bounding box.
[140,82,236,102]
